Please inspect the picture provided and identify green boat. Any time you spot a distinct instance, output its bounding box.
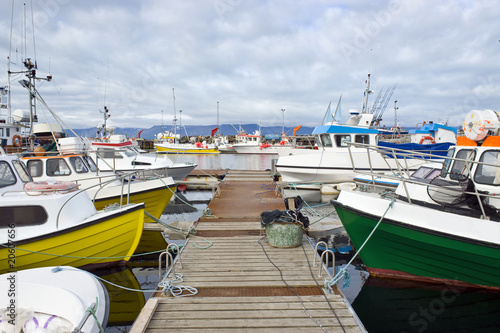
[331,110,500,290]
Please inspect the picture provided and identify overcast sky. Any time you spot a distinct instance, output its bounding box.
[1,0,499,131]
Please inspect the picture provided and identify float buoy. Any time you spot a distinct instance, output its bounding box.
[419,136,435,144]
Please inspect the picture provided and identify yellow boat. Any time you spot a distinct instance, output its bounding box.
[155,142,220,154]
[0,154,145,273]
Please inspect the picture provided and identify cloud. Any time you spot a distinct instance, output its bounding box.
[1,0,499,132]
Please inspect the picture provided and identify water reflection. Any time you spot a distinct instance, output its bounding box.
[351,276,500,333]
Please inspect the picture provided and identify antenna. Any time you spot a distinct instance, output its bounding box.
[394,100,399,127]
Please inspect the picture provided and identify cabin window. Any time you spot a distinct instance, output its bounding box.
[26,160,44,178]
[449,149,475,181]
[440,148,455,178]
[319,134,332,147]
[0,206,48,227]
[0,128,3,136]
[355,135,369,144]
[0,161,16,188]
[474,150,500,185]
[13,160,32,182]
[69,156,88,173]
[335,135,351,147]
[46,158,72,176]
[83,156,98,172]
[411,166,441,180]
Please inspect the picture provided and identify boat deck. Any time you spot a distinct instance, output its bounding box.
[130,170,364,332]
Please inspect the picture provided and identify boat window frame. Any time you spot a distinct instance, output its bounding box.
[335,134,351,147]
[0,160,17,188]
[26,159,44,177]
[440,147,455,178]
[354,134,370,144]
[13,159,33,183]
[0,205,48,227]
[46,158,72,177]
[319,134,333,148]
[474,149,500,186]
[68,156,89,174]
[449,148,476,181]
[83,155,98,172]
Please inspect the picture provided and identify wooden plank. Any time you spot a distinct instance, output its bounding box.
[147,318,360,329]
[129,297,159,333]
[130,169,364,333]
[145,328,362,333]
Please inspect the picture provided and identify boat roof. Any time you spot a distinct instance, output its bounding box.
[312,124,379,135]
[408,123,457,135]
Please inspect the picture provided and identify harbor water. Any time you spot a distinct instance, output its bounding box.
[101,153,500,333]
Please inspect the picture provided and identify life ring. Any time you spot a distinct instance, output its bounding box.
[24,181,79,194]
[419,136,435,144]
[12,134,22,147]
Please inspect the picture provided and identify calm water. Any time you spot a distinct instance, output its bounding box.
[99,153,500,333]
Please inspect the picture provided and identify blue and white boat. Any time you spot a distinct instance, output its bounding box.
[275,74,456,188]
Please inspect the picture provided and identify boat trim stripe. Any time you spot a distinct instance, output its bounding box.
[331,199,500,250]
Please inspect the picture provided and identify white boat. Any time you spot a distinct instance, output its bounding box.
[231,130,265,154]
[331,109,500,289]
[275,74,456,188]
[0,266,108,333]
[20,149,177,223]
[65,136,196,181]
[0,151,145,272]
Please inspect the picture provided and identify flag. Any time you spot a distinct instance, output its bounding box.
[211,127,219,136]
[293,125,302,136]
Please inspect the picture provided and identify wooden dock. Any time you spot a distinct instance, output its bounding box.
[131,170,365,332]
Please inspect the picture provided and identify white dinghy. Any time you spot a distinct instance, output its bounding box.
[0,266,109,333]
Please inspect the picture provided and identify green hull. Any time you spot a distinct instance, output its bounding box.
[332,201,500,289]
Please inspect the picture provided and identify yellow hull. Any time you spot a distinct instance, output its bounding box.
[93,185,176,223]
[0,204,144,273]
[155,145,219,154]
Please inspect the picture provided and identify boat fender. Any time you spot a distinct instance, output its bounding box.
[419,136,435,144]
[12,134,22,147]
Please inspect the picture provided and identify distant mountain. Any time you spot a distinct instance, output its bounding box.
[71,124,316,140]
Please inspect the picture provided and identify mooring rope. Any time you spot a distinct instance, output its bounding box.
[324,198,396,292]
[257,237,332,333]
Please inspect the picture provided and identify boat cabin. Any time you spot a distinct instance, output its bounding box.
[312,125,378,149]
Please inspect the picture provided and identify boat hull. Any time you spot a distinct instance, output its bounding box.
[276,150,423,187]
[0,204,144,273]
[93,185,176,223]
[155,144,219,154]
[332,191,500,289]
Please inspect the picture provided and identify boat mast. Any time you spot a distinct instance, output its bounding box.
[394,100,399,128]
[172,88,177,139]
[361,73,371,114]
